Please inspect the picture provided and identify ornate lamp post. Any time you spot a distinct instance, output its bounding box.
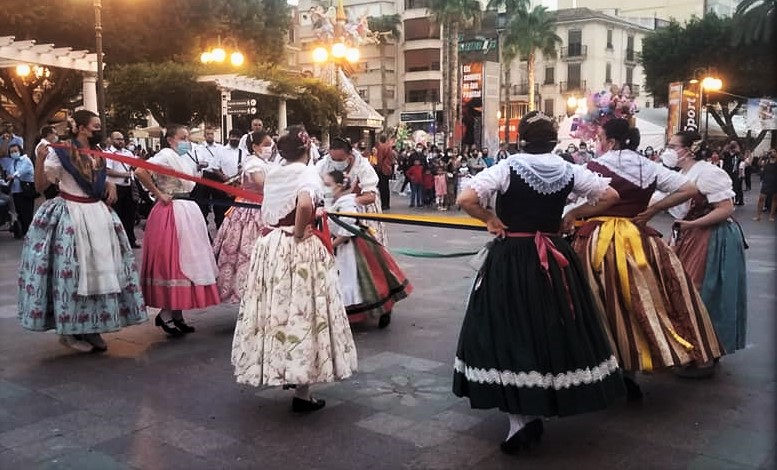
[94,0,107,127]
[690,68,723,140]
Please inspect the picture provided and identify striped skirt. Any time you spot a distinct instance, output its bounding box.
[572,217,723,372]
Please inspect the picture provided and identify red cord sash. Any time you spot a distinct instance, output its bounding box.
[50,145,263,204]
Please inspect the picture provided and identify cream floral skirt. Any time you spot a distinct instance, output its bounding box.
[231,228,358,387]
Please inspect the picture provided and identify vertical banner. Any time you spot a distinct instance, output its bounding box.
[482,61,501,154]
[461,62,483,148]
[680,80,701,134]
[666,82,683,143]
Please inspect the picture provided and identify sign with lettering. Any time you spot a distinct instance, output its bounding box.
[461,62,483,147]
[680,81,701,133]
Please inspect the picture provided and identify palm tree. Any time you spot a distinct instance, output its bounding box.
[488,0,530,145]
[504,5,561,111]
[429,0,482,146]
[368,14,402,133]
[732,0,775,45]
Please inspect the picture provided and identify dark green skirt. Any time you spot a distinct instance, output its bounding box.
[453,235,625,417]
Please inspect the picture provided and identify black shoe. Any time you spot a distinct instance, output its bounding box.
[155,315,183,336]
[623,376,643,402]
[500,419,543,454]
[130,242,141,249]
[292,397,326,413]
[172,318,195,334]
[378,312,392,329]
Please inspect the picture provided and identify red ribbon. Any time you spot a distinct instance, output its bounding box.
[50,144,263,204]
[313,211,334,255]
[506,231,574,318]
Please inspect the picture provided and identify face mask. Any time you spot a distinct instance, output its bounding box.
[50,135,59,144]
[229,139,239,148]
[87,130,104,148]
[331,158,349,171]
[176,141,192,156]
[10,151,20,159]
[259,146,273,160]
[661,149,679,168]
[322,186,336,206]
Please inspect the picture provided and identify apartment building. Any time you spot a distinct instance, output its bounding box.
[556,0,743,22]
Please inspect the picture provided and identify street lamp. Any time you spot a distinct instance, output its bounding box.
[93,0,107,128]
[200,36,245,68]
[691,68,723,140]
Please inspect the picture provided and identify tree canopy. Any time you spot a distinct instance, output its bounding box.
[641,13,776,105]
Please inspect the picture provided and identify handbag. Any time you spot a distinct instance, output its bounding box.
[20,181,39,199]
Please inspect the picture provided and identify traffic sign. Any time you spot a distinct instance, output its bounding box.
[227,106,257,116]
[228,99,257,107]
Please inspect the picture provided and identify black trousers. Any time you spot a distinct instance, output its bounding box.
[377,171,391,209]
[12,193,35,237]
[113,185,137,245]
[191,183,228,229]
[733,177,744,205]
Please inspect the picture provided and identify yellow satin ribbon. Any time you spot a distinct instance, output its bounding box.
[330,211,487,230]
[590,217,694,371]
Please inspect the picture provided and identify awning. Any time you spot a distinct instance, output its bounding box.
[336,69,384,129]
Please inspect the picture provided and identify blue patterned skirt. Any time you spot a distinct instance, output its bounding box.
[18,197,147,334]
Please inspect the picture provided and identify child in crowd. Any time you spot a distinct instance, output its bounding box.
[422,167,435,207]
[434,166,448,210]
[406,158,424,208]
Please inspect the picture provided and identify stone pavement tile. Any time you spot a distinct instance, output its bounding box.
[0,409,125,449]
[135,416,237,458]
[12,435,83,462]
[95,432,213,470]
[700,427,775,468]
[40,449,131,470]
[431,409,485,432]
[355,411,417,436]
[687,455,759,470]
[0,385,76,434]
[406,434,496,469]
[0,379,31,400]
[356,351,444,374]
[760,449,775,470]
[0,448,37,468]
[393,421,459,448]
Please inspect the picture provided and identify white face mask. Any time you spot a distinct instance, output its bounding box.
[259,146,273,160]
[331,158,349,171]
[661,149,679,168]
[322,186,336,207]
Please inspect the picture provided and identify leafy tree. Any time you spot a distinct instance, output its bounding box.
[641,14,777,144]
[429,0,482,145]
[503,5,561,112]
[368,14,402,133]
[732,0,775,45]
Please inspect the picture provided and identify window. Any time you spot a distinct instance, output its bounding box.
[567,63,581,87]
[568,30,582,56]
[406,89,439,103]
[509,102,528,119]
[626,35,636,61]
[544,99,554,117]
[605,63,612,83]
[626,66,634,86]
[544,66,555,85]
[606,30,613,50]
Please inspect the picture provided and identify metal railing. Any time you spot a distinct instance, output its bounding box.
[625,48,639,64]
[559,80,586,93]
[561,44,587,60]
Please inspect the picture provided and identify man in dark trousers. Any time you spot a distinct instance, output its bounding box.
[106,131,141,248]
[375,135,396,210]
[722,140,744,206]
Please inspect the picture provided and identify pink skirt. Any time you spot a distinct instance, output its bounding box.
[141,202,220,310]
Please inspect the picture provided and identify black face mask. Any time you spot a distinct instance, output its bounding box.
[229,139,240,147]
[88,131,104,148]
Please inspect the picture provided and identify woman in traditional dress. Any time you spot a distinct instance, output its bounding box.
[569,119,723,399]
[661,131,747,375]
[323,170,412,329]
[232,125,357,413]
[135,125,220,336]
[454,112,624,454]
[212,130,274,303]
[316,137,387,245]
[18,110,147,353]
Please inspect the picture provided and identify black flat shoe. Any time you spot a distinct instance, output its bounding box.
[155,315,183,336]
[624,376,643,402]
[292,397,326,413]
[378,312,392,329]
[500,420,543,454]
[172,318,195,334]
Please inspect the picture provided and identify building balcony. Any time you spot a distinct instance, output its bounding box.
[403,0,433,19]
[404,70,442,82]
[511,83,540,96]
[405,90,440,104]
[403,38,442,50]
[560,45,587,61]
[625,49,639,65]
[559,80,587,94]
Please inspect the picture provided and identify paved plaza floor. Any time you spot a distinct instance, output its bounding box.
[0,192,774,469]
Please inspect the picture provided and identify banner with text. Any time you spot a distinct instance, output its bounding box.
[680,81,701,134]
[666,82,684,143]
[461,62,483,148]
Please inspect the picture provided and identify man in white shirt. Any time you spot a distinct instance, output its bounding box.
[190,126,223,224]
[237,118,263,155]
[34,126,61,200]
[106,131,141,248]
[209,129,244,228]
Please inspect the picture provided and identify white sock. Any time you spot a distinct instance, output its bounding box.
[159,309,173,322]
[171,310,184,321]
[294,385,312,401]
[507,414,527,440]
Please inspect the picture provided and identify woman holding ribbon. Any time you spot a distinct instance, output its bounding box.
[453,111,624,454]
[135,125,219,336]
[323,170,412,329]
[569,119,722,399]
[18,109,147,353]
[232,125,357,413]
[212,130,274,303]
[662,131,747,376]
